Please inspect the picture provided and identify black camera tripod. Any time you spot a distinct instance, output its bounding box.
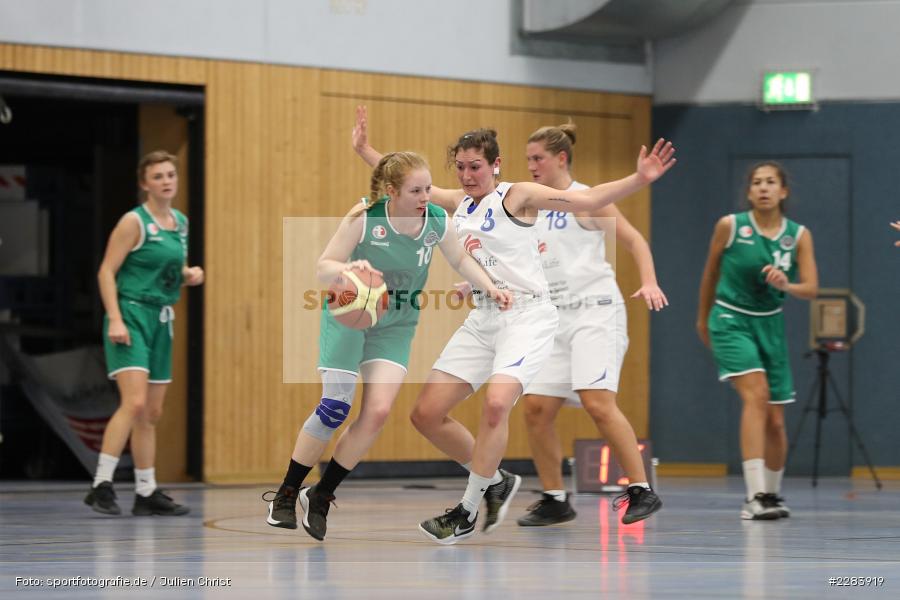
[787,345,881,489]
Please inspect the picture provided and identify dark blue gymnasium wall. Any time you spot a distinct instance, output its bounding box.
[650,103,900,475]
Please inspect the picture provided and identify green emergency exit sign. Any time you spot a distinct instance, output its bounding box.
[762,71,815,109]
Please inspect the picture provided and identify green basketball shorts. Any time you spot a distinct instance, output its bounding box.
[708,303,796,403]
[104,298,174,383]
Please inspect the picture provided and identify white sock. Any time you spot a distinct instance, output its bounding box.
[742,459,766,500]
[92,453,119,488]
[134,467,157,497]
[461,462,502,486]
[461,472,492,520]
[545,489,567,502]
[764,467,784,494]
[628,481,651,490]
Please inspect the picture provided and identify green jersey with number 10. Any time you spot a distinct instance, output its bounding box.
[349,197,448,322]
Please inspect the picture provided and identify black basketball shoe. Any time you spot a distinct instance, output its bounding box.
[84,481,121,516]
[298,486,336,541]
[482,469,522,533]
[263,484,298,529]
[613,485,662,525]
[419,503,476,545]
[516,493,577,526]
[761,493,791,518]
[741,492,780,520]
[132,489,190,516]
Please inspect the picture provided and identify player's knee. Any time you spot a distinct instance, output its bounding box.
[583,399,615,426]
[742,385,771,410]
[767,421,786,440]
[302,370,357,441]
[361,403,392,431]
[522,398,553,428]
[120,396,148,418]
[139,405,164,426]
[303,397,352,441]
[409,404,436,432]
[766,410,786,432]
[483,394,513,428]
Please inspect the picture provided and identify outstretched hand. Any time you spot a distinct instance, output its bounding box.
[636,138,677,184]
[891,220,900,247]
[352,105,369,153]
[631,284,669,311]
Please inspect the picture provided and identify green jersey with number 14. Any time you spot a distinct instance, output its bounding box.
[714,211,805,316]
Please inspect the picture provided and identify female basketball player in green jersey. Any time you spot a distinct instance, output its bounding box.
[85,151,204,517]
[264,151,512,541]
[697,162,819,520]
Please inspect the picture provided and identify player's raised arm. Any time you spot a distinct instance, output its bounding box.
[509,139,676,213]
[352,105,465,213]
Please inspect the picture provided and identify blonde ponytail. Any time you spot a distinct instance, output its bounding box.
[365,151,430,210]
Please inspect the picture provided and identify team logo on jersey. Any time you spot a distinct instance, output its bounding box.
[371,225,387,239]
[463,234,482,255]
[543,257,560,269]
[738,225,753,238]
[424,231,440,247]
[147,223,159,236]
[779,235,796,250]
[538,241,548,254]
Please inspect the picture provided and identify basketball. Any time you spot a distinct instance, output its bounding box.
[326,267,389,329]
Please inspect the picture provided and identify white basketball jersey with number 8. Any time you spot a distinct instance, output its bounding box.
[452,182,548,297]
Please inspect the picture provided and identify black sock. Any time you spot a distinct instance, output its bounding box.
[283,459,313,490]
[316,458,351,496]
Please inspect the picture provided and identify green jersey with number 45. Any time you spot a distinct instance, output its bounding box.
[714,211,806,315]
[349,197,448,321]
[116,204,189,307]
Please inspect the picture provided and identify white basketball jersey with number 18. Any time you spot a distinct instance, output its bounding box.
[452,181,549,297]
[537,180,623,306]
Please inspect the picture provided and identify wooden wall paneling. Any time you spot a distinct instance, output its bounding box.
[201,62,328,480]
[0,44,207,85]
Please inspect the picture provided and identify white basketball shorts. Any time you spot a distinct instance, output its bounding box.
[432,299,558,391]
[524,302,628,405]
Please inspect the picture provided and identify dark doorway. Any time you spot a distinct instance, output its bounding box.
[0,73,204,481]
